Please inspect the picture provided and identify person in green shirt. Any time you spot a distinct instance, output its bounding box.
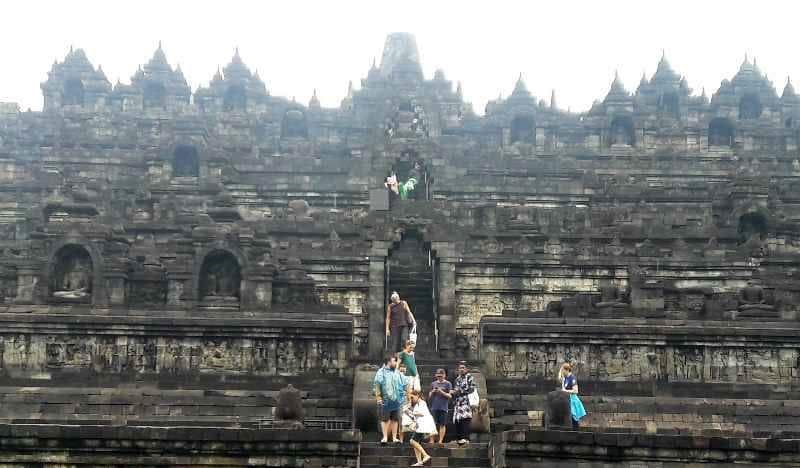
[399,340,420,391]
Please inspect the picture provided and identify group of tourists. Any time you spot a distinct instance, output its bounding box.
[375,291,585,466]
[374,292,478,465]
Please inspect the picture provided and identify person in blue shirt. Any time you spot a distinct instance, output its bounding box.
[374,354,406,444]
[427,368,452,445]
[559,362,586,429]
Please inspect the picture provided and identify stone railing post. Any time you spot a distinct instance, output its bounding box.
[433,242,457,359]
[367,242,390,359]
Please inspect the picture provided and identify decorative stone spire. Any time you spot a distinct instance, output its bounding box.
[783,77,796,99]
[550,89,557,109]
[340,81,354,110]
[608,70,628,95]
[456,81,463,99]
[41,46,112,111]
[149,41,169,70]
[223,48,252,81]
[124,42,191,108]
[379,32,423,81]
[652,50,680,84]
[309,88,320,109]
[739,53,754,74]
[512,73,529,96]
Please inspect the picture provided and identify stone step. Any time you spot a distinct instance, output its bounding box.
[360,443,490,468]
[360,456,488,467]
[361,443,487,457]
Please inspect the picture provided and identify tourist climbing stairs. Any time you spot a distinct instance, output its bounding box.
[360,441,490,468]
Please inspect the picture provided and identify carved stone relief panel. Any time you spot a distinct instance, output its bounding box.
[483,342,799,385]
[0,333,349,377]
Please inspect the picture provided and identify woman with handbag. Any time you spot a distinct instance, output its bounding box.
[451,362,475,446]
[403,390,436,466]
[385,292,417,353]
[559,362,586,429]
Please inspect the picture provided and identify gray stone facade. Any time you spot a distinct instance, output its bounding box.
[0,32,799,465]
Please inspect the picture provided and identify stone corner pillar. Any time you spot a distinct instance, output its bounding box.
[367,243,390,359]
[166,271,192,307]
[244,265,275,311]
[103,268,128,306]
[14,265,40,304]
[434,243,457,359]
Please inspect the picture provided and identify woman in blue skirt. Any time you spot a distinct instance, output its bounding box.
[559,363,586,429]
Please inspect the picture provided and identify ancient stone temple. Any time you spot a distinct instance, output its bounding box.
[0,33,799,466]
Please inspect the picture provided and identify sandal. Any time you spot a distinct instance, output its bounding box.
[392,438,401,444]
[421,455,432,465]
[379,439,387,446]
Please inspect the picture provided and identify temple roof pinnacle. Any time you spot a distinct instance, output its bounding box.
[783,77,796,99]
[609,70,627,94]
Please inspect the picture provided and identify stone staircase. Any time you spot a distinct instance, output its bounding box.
[360,441,490,468]
[388,232,436,359]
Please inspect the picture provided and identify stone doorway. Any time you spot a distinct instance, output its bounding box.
[387,231,437,358]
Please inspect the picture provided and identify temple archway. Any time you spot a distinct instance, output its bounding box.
[199,250,241,302]
[387,230,436,358]
[224,85,247,112]
[739,93,763,120]
[510,115,536,144]
[708,118,735,147]
[143,82,166,109]
[62,79,84,107]
[609,115,635,146]
[281,109,308,138]
[50,244,93,303]
[173,145,199,178]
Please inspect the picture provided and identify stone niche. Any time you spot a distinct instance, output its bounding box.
[198,249,241,307]
[49,244,93,304]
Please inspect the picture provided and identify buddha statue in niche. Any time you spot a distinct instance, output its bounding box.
[200,252,241,302]
[52,249,92,300]
[738,280,775,314]
[595,284,628,309]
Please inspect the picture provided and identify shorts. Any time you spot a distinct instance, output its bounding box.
[432,410,448,427]
[379,405,400,422]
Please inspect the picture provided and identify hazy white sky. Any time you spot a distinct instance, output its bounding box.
[1,1,797,114]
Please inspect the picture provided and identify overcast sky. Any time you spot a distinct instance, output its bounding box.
[1,1,797,114]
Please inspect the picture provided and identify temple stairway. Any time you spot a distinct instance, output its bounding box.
[360,442,490,468]
[388,232,436,359]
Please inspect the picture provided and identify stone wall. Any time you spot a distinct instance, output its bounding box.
[0,424,360,467]
[495,429,800,467]
[0,311,352,380]
[481,318,800,385]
